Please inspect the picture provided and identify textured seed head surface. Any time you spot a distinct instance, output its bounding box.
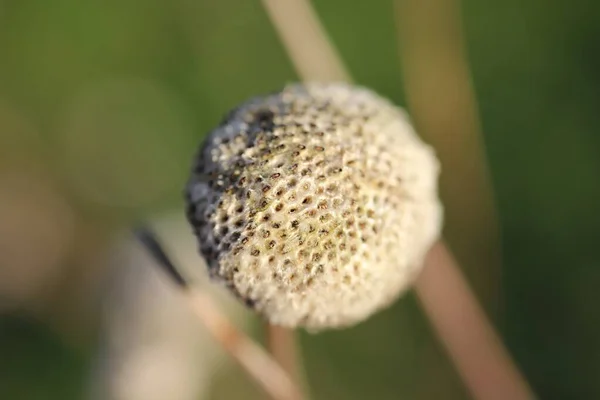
[185,82,442,331]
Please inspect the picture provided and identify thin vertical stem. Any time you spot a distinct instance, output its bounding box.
[266,323,308,399]
[261,0,351,82]
[394,0,502,312]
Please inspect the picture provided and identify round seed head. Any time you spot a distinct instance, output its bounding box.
[185,82,442,331]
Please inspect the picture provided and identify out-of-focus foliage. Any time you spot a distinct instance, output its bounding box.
[1,0,599,399]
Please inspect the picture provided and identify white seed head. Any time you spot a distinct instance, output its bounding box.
[185,82,442,331]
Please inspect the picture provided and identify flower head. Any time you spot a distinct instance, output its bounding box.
[185,82,442,330]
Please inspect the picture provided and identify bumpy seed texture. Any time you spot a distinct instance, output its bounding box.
[185,82,442,331]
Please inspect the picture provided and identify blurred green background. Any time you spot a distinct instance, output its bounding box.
[1,0,600,399]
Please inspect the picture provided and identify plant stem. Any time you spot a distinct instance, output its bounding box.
[266,324,299,376]
[266,323,306,389]
[184,290,303,400]
[416,241,535,400]
[394,0,502,313]
[136,227,303,400]
[261,0,351,82]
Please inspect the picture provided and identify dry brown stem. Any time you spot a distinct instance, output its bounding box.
[137,227,303,400]
[394,0,502,311]
[417,241,535,399]
[261,0,351,82]
[266,323,308,399]
[185,289,303,400]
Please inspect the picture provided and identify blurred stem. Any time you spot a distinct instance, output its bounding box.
[184,291,302,400]
[261,0,351,82]
[266,324,308,400]
[395,0,502,315]
[136,227,303,400]
[416,241,535,400]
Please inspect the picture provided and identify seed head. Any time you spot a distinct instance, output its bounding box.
[185,82,442,330]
